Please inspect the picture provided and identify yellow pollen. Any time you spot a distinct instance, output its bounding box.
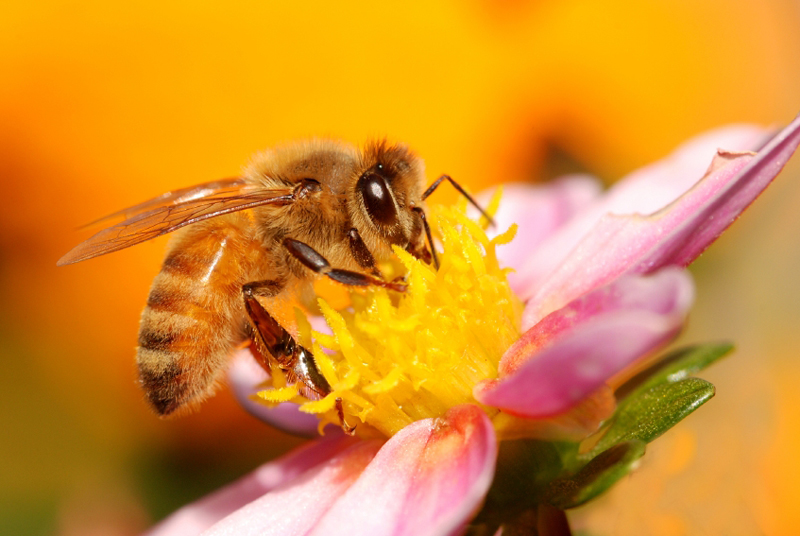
[258,190,522,437]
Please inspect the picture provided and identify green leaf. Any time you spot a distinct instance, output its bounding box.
[544,440,647,509]
[471,344,731,521]
[615,342,732,401]
[587,377,715,458]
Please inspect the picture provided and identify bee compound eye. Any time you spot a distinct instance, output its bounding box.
[358,173,398,227]
[301,178,322,192]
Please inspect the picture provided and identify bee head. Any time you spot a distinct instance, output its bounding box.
[351,140,428,260]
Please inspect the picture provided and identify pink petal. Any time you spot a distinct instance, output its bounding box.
[202,439,383,536]
[228,349,321,437]
[509,267,694,376]
[307,404,497,536]
[476,268,694,418]
[513,125,771,300]
[477,176,602,294]
[144,434,364,536]
[522,115,800,328]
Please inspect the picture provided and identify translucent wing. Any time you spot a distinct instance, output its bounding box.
[80,177,248,228]
[58,182,295,265]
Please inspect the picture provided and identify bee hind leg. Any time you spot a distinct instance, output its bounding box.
[242,281,356,435]
[242,280,294,369]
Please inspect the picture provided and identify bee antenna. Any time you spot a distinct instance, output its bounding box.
[421,174,495,228]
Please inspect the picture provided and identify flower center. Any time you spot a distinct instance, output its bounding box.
[259,193,522,437]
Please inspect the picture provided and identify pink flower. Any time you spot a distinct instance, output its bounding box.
[145,115,800,536]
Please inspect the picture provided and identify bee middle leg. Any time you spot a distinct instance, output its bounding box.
[242,281,355,435]
[282,238,407,292]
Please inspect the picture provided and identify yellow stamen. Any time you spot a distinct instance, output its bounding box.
[257,384,299,403]
[258,189,522,438]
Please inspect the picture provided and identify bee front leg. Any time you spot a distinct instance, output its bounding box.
[242,281,355,435]
[283,238,407,292]
[347,227,383,278]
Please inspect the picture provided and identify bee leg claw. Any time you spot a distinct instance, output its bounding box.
[336,397,356,436]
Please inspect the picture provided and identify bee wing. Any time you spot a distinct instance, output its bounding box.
[79,177,248,228]
[58,184,295,265]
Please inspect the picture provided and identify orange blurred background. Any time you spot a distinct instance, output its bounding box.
[2,1,800,534]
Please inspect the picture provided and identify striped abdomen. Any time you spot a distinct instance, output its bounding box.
[137,214,264,416]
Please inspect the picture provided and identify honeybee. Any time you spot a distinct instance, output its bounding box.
[59,140,491,430]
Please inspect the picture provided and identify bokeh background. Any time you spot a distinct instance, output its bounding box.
[2,1,800,534]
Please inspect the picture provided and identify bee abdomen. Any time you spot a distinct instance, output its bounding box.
[136,220,258,416]
[136,347,183,415]
[138,326,177,352]
[137,301,231,416]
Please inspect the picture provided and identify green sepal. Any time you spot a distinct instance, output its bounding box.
[615,342,732,401]
[544,439,647,509]
[586,377,715,460]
